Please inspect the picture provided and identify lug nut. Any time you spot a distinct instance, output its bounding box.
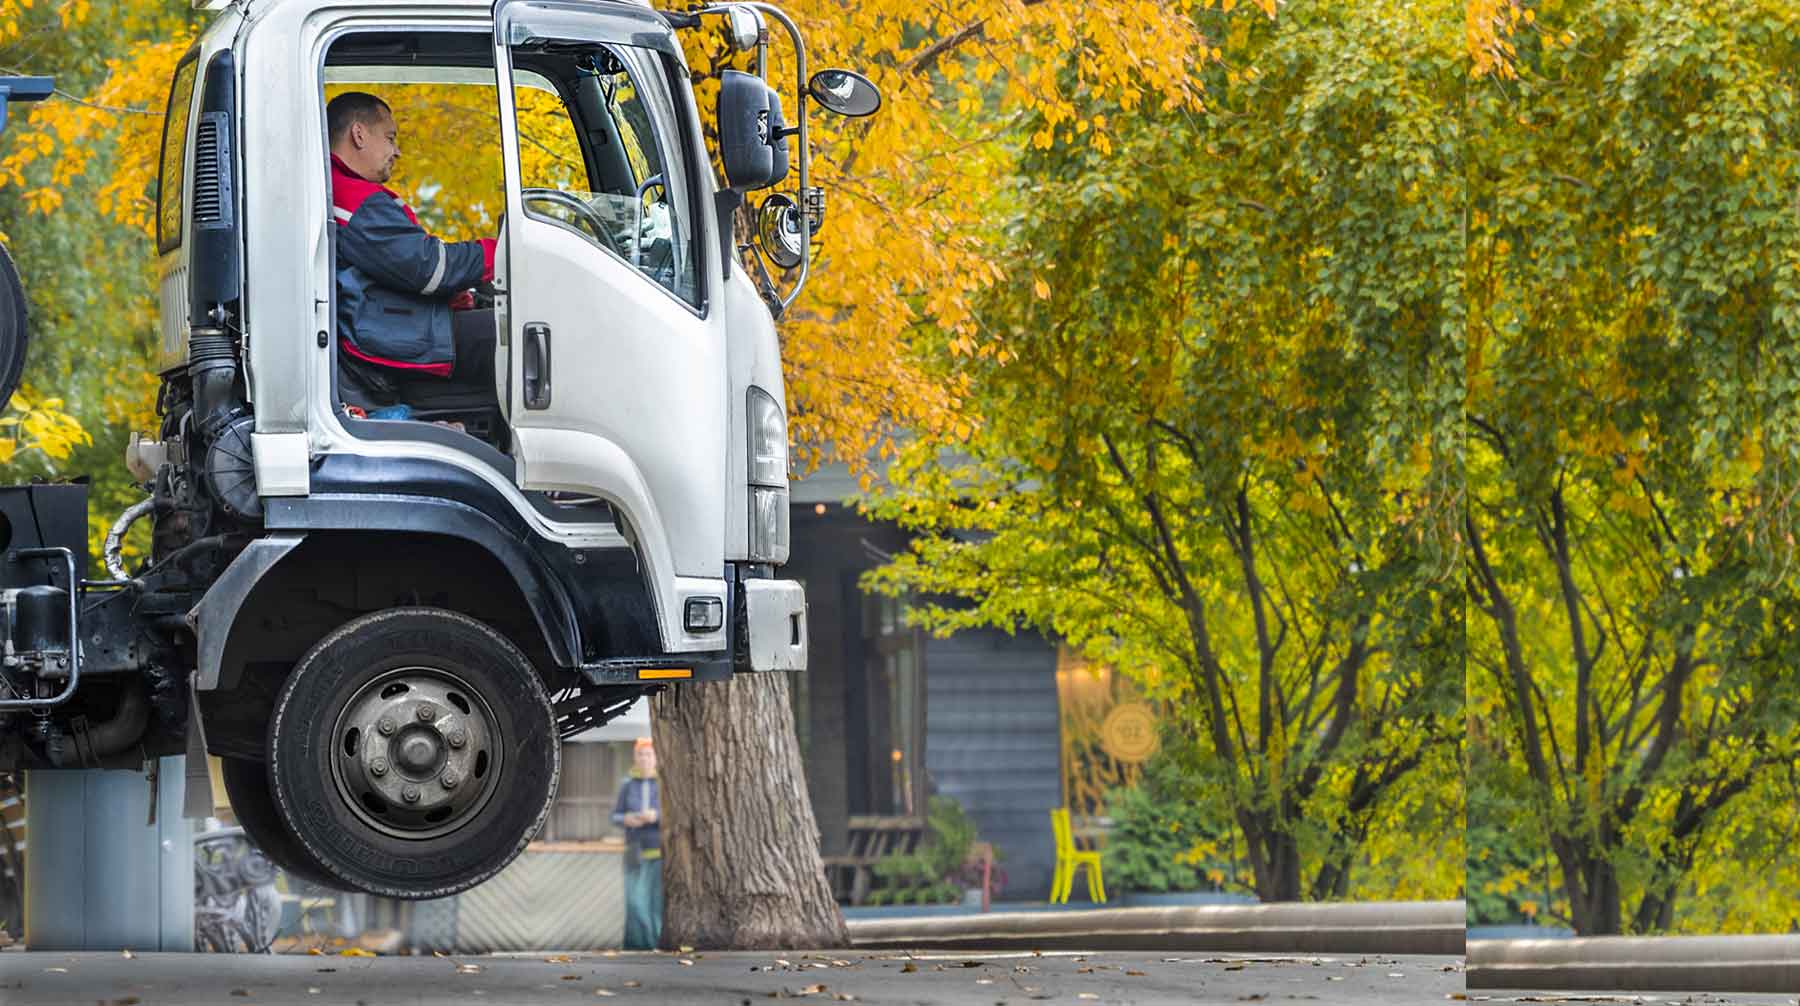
[377,716,397,736]
[370,757,389,777]
[402,785,421,803]
[447,729,467,749]
[441,771,460,790]
[416,705,438,723]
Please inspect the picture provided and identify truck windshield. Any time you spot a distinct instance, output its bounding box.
[512,43,700,310]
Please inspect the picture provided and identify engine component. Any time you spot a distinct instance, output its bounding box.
[10,583,68,662]
[204,415,261,521]
[104,498,155,580]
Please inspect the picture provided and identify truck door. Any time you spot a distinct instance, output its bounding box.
[492,0,725,580]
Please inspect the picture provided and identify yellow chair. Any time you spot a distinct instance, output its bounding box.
[1049,808,1105,904]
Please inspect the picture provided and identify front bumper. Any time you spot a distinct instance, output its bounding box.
[742,578,807,672]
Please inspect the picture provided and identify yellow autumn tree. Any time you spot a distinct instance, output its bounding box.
[3,0,1263,475]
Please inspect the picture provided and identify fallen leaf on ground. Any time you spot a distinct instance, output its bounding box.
[42,967,66,973]
[1078,995,1099,1001]
[595,990,616,997]
[622,980,641,988]
[679,959,695,966]
[456,963,484,974]
[562,974,582,980]
[975,978,994,985]
[340,948,375,957]
[832,995,856,1003]
[306,988,320,995]
[230,990,250,997]
[308,948,324,956]
[900,963,917,974]
[800,984,828,995]
[104,998,140,1006]
[120,949,135,959]
[679,945,695,952]
[546,955,575,964]
[315,968,337,973]
[1125,970,1146,976]
[830,960,852,968]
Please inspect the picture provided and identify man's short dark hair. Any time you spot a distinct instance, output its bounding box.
[327,91,392,144]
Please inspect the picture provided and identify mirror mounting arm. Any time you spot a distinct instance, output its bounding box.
[705,1,811,309]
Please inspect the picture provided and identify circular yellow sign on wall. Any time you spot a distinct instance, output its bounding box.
[1101,703,1159,763]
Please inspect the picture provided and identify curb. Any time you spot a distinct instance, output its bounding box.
[1468,935,1800,993]
[845,900,1464,956]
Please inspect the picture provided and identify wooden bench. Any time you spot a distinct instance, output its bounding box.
[822,815,925,905]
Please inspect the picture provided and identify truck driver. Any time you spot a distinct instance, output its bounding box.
[328,91,497,415]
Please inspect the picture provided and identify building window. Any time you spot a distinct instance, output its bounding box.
[862,594,924,818]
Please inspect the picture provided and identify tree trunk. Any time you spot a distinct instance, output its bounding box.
[1246,817,1304,902]
[651,674,847,950]
[1568,853,1622,936]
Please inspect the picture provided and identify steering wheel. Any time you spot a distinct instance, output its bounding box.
[521,187,627,258]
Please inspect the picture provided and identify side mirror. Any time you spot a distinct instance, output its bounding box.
[718,70,790,192]
[723,5,763,53]
[757,193,804,270]
[808,69,881,118]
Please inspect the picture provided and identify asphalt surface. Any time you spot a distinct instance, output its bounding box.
[0,949,1467,1005]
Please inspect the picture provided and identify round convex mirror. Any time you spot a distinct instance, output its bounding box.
[758,193,805,270]
[808,69,881,118]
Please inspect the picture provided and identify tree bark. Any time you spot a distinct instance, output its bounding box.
[651,674,847,950]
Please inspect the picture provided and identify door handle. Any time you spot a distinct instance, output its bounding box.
[522,322,551,409]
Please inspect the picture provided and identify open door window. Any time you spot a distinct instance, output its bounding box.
[502,3,702,311]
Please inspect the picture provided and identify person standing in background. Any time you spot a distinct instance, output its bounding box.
[611,736,662,950]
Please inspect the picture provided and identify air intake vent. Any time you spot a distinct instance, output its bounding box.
[191,110,232,229]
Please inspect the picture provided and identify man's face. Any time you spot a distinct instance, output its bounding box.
[634,744,656,776]
[352,109,401,182]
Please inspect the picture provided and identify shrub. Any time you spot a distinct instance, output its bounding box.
[1101,755,1227,894]
[866,795,1003,905]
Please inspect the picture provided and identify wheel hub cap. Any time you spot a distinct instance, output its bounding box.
[329,667,503,840]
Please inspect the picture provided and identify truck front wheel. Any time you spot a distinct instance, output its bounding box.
[267,607,560,899]
[220,757,338,890]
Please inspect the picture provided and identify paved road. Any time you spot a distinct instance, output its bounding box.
[0,949,1466,1005]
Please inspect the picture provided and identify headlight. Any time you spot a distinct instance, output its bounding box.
[748,386,788,487]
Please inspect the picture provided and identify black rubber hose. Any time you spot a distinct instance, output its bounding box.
[46,678,149,766]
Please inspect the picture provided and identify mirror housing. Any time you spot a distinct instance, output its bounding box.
[808,69,881,118]
[718,69,790,192]
[724,5,763,53]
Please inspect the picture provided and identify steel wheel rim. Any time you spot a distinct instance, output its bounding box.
[326,665,505,841]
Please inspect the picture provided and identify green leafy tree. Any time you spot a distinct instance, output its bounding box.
[1467,0,1800,935]
[867,0,1466,903]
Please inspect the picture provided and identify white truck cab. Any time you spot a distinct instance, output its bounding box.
[0,0,881,898]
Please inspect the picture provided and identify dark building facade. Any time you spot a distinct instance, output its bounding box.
[788,470,1063,901]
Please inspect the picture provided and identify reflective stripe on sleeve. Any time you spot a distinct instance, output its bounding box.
[421,243,448,295]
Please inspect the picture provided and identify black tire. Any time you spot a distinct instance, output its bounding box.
[0,244,30,409]
[219,757,340,890]
[268,607,560,899]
